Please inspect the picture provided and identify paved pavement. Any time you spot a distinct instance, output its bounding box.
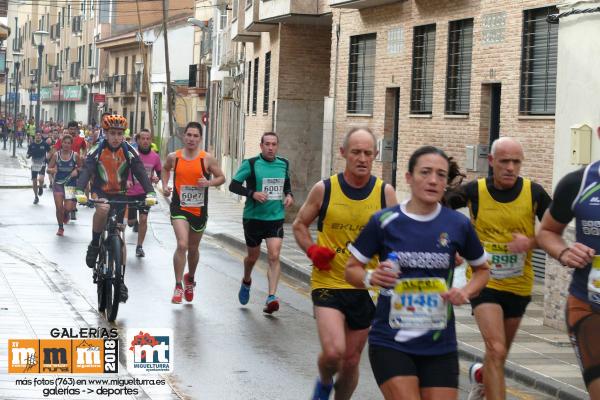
[0,147,33,188]
[197,188,588,400]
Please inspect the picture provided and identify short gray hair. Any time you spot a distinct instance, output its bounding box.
[490,137,524,157]
[342,127,377,151]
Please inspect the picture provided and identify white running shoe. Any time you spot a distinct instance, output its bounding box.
[467,362,485,400]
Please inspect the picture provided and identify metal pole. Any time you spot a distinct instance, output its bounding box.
[162,0,174,138]
[134,71,140,134]
[3,71,9,150]
[35,44,43,128]
[204,66,210,151]
[12,62,20,158]
[58,77,62,123]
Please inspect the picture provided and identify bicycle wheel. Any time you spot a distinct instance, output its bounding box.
[97,242,107,312]
[105,234,122,322]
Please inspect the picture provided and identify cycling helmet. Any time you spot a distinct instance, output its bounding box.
[102,114,128,131]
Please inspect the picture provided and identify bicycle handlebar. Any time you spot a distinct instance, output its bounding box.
[88,198,154,206]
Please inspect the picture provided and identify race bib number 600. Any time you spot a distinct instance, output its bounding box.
[389,277,448,330]
[262,178,284,201]
[180,185,204,207]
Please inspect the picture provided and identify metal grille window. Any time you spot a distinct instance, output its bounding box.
[347,33,376,114]
[446,19,473,115]
[263,52,271,114]
[252,57,259,114]
[411,24,436,114]
[520,6,558,115]
[247,61,251,114]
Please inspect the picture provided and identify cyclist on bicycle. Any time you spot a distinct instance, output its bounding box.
[75,114,157,302]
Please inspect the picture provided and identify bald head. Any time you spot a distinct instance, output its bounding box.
[342,127,377,152]
[490,137,524,158]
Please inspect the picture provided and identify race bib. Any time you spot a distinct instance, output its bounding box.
[588,256,600,305]
[389,277,448,330]
[262,178,284,201]
[484,242,525,279]
[180,185,204,207]
[64,186,76,200]
[31,160,44,172]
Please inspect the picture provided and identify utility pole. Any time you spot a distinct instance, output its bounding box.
[162,0,174,140]
[135,0,153,140]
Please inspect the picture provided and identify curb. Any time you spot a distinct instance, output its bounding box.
[0,185,32,189]
[212,231,588,400]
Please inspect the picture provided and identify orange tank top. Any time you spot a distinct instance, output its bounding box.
[173,149,208,216]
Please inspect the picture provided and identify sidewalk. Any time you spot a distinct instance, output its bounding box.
[202,188,587,400]
[0,147,32,188]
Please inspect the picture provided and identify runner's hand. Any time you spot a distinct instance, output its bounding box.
[284,194,294,209]
[252,191,268,203]
[145,192,157,207]
[151,176,160,184]
[371,262,399,288]
[507,233,531,253]
[162,185,172,197]
[562,243,595,269]
[441,288,469,305]
[75,190,88,205]
[307,244,335,271]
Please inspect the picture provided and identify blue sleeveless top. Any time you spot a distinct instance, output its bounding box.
[55,151,77,185]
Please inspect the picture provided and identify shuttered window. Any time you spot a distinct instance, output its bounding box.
[446,19,473,115]
[347,33,376,114]
[411,24,436,114]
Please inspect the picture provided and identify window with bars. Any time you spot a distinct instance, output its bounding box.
[263,52,271,114]
[252,57,259,114]
[411,24,436,114]
[519,6,558,115]
[347,33,376,114]
[247,61,252,114]
[446,19,473,115]
[220,12,227,30]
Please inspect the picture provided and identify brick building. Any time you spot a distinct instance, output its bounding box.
[327,0,558,197]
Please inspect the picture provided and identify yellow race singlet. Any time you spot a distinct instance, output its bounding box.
[468,178,535,296]
[312,174,384,290]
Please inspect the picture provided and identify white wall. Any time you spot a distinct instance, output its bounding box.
[553,1,600,189]
[150,24,195,83]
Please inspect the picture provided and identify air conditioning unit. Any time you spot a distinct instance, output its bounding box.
[221,76,234,100]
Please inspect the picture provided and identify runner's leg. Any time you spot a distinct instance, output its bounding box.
[53,191,64,226]
[315,306,347,386]
[172,218,190,284]
[137,212,148,246]
[186,229,203,279]
[474,303,507,400]
[334,325,369,400]
[265,237,282,296]
[243,246,260,282]
[379,377,420,400]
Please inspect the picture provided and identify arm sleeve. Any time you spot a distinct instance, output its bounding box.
[459,219,487,267]
[229,179,253,197]
[532,182,553,221]
[549,169,584,224]
[348,215,383,264]
[76,151,96,190]
[445,181,475,210]
[130,155,154,193]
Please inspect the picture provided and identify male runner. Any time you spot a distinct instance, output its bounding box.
[127,129,161,257]
[161,122,225,304]
[26,131,50,204]
[229,132,293,314]
[293,127,397,400]
[448,137,551,400]
[537,129,600,400]
[75,114,156,302]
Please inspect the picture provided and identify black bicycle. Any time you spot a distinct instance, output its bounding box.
[90,198,148,322]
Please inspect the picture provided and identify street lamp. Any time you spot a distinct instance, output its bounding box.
[134,60,143,134]
[12,51,23,158]
[56,69,63,122]
[3,60,12,150]
[32,30,49,129]
[88,66,96,125]
[29,73,35,120]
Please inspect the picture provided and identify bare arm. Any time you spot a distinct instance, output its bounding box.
[161,152,175,196]
[205,153,225,187]
[346,256,398,289]
[384,183,398,207]
[442,262,490,305]
[46,153,57,174]
[537,210,595,268]
[292,181,325,252]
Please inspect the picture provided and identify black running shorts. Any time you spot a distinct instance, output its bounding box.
[369,345,459,388]
[566,294,600,387]
[170,204,207,233]
[242,218,284,247]
[470,287,531,319]
[311,288,375,330]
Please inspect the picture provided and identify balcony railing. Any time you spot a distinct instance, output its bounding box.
[188,64,208,89]
[329,0,405,9]
[259,0,331,23]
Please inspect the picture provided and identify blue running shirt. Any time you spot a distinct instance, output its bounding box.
[349,200,487,356]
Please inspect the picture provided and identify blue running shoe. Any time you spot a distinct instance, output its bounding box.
[238,280,251,305]
[311,379,333,400]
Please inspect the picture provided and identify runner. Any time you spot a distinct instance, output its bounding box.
[292,127,397,400]
[536,130,600,399]
[345,145,490,400]
[126,129,161,257]
[228,132,293,313]
[46,134,82,236]
[16,117,25,148]
[26,131,51,204]
[445,137,551,400]
[26,117,36,145]
[75,114,157,303]
[161,122,225,304]
[56,121,87,220]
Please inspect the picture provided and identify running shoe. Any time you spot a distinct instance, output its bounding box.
[120,282,129,303]
[238,279,251,305]
[38,186,43,196]
[33,196,39,205]
[171,285,184,304]
[56,227,64,236]
[467,362,484,400]
[183,273,196,302]
[263,295,280,314]
[311,379,333,400]
[87,201,95,209]
[86,243,100,269]
[70,210,77,220]
[135,245,145,257]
